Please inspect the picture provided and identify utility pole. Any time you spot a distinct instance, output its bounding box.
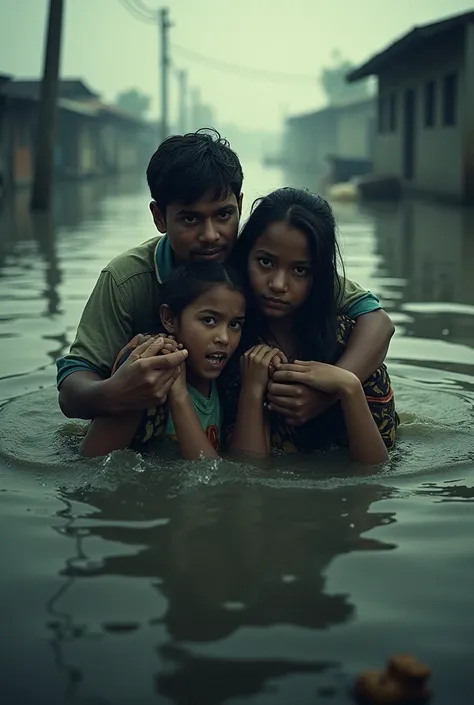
[177,69,187,134]
[190,87,200,132]
[159,7,171,143]
[30,0,64,211]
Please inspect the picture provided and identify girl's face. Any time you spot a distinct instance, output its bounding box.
[247,220,313,320]
[162,284,245,386]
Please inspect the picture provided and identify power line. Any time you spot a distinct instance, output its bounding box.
[117,0,154,23]
[171,44,318,85]
[117,0,173,141]
[117,2,317,85]
[133,0,158,16]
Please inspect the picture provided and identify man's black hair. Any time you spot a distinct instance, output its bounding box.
[146,128,243,216]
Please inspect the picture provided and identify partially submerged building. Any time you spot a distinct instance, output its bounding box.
[0,78,156,193]
[283,97,375,182]
[347,10,474,204]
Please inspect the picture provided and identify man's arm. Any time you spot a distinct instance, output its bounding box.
[57,267,187,419]
[80,337,181,455]
[81,408,143,457]
[57,269,136,419]
[334,276,395,380]
[59,337,187,420]
[267,297,395,426]
[335,309,395,382]
[59,370,110,419]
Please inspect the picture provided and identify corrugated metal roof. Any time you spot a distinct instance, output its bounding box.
[5,78,99,100]
[347,9,474,82]
[287,97,375,124]
[58,97,99,117]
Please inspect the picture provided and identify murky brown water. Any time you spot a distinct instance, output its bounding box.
[1,165,473,704]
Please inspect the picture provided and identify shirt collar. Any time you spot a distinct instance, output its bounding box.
[154,235,175,283]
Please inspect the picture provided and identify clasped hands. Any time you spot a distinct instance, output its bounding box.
[241,344,341,426]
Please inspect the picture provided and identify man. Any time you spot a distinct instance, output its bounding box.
[57,130,394,426]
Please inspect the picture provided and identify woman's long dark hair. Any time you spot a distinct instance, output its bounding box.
[230,187,344,363]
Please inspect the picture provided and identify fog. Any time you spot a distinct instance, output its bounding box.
[1,0,473,134]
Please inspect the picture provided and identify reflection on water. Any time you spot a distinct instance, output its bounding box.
[370,199,474,345]
[2,462,473,704]
[45,480,393,703]
[1,166,474,704]
[0,174,150,405]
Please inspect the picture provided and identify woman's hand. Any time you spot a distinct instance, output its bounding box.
[240,344,285,399]
[271,360,361,397]
[269,360,390,464]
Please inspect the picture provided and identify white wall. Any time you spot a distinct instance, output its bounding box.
[336,102,374,159]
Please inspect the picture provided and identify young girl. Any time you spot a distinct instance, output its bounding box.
[82,262,246,459]
[225,187,398,465]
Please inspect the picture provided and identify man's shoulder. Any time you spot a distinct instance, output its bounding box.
[103,236,162,286]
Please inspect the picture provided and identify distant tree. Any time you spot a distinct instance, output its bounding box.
[115,88,151,119]
[320,50,372,105]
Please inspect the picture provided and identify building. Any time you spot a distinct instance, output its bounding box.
[83,102,156,175]
[0,76,39,189]
[0,74,12,195]
[347,10,474,204]
[0,77,156,192]
[283,97,375,183]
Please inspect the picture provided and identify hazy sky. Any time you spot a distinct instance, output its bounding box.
[1,0,473,131]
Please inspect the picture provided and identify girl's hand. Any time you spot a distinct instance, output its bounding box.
[168,360,188,401]
[271,360,361,397]
[268,350,288,377]
[159,336,183,355]
[240,344,285,398]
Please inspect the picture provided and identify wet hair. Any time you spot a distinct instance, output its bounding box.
[146,129,243,217]
[159,261,247,319]
[231,187,344,363]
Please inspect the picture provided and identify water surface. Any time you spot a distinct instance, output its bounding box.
[1,165,473,704]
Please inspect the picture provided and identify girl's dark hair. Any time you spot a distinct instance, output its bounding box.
[231,187,344,363]
[159,261,246,317]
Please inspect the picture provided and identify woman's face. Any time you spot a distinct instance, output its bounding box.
[247,220,313,320]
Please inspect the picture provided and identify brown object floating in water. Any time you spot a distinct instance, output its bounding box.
[354,654,431,704]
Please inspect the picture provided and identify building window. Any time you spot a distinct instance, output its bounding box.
[424,80,436,127]
[388,93,397,132]
[443,73,457,126]
[16,121,29,148]
[377,94,386,133]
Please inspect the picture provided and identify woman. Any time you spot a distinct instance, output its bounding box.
[223,187,398,464]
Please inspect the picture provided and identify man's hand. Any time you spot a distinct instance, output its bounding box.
[105,337,188,414]
[266,373,337,426]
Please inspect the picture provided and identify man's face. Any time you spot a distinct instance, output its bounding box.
[150,190,243,264]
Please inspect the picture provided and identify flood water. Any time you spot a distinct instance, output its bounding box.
[1,163,473,705]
